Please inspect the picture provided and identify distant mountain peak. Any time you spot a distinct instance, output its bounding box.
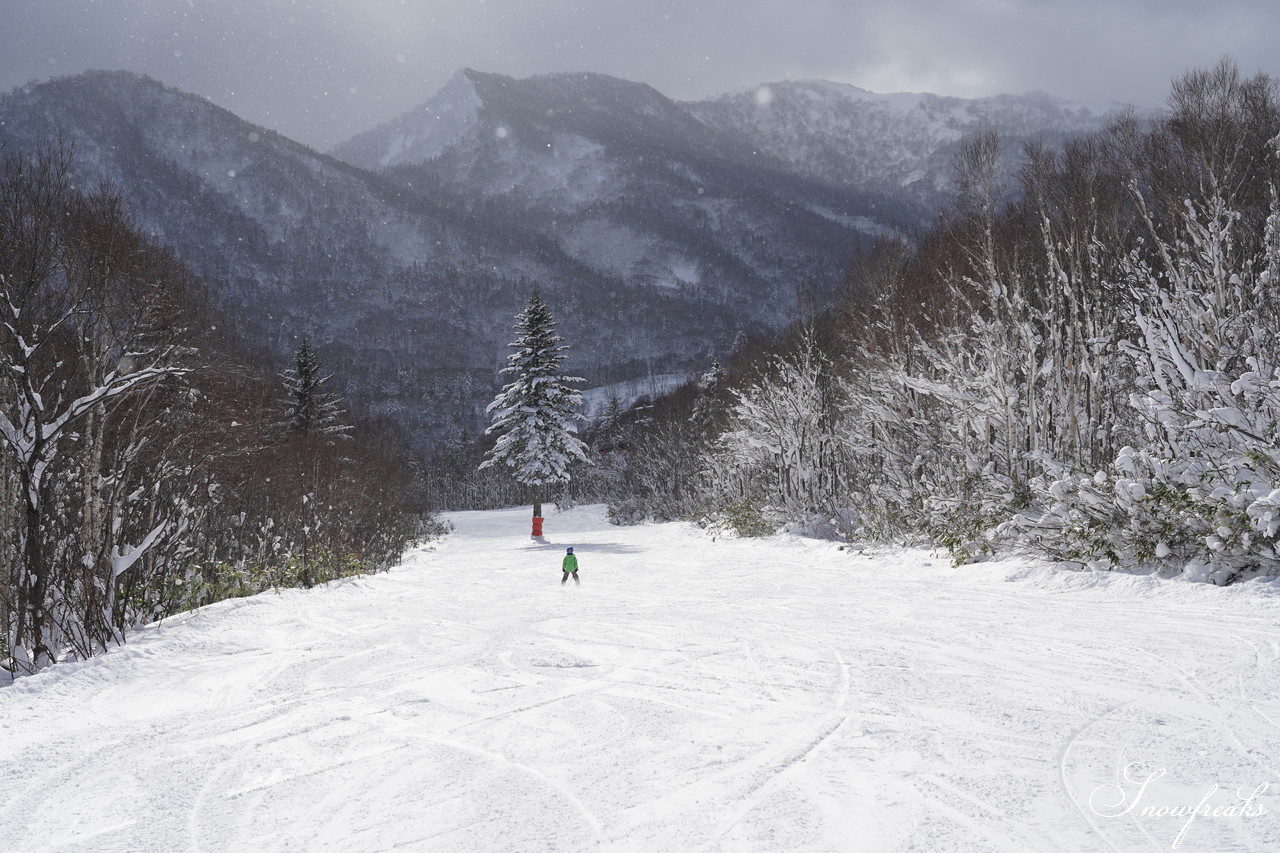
[333,69,483,168]
[331,67,750,172]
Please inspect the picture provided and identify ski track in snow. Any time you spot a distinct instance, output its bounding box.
[2,505,1279,852]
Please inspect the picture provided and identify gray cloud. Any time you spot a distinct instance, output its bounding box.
[4,0,1278,150]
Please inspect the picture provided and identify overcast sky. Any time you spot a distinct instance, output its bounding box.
[4,0,1278,150]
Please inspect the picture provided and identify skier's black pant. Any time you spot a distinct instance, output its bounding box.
[561,571,579,585]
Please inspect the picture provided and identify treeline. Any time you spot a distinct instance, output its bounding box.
[417,389,695,515]
[604,59,1280,585]
[1,146,427,679]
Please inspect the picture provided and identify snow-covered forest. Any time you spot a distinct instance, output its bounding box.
[0,148,427,679]
[579,60,1280,586]
[8,59,1277,684]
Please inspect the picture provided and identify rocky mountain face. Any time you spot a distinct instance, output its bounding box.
[0,69,1132,448]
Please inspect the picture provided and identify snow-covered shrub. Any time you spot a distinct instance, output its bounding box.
[1028,452,1197,572]
[1028,182,1280,583]
[835,353,933,542]
[707,331,849,531]
[716,499,776,538]
[927,468,1024,565]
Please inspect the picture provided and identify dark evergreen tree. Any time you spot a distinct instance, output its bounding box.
[481,291,588,533]
[281,339,350,438]
[596,397,630,454]
[689,360,727,440]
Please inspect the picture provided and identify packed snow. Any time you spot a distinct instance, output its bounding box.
[2,505,1278,852]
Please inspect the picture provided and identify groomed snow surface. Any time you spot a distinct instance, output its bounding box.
[3,506,1278,852]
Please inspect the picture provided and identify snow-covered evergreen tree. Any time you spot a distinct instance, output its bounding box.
[592,396,631,486]
[281,339,350,438]
[689,360,726,440]
[481,291,588,527]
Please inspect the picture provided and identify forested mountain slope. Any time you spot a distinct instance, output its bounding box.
[0,71,896,444]
[0,69,1123,447]
[687,80,1139,207]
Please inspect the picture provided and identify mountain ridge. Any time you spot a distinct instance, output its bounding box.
[0,68,1132,449]
[0,69,898,447]
[684,78,1148,206]
[334,69,1144,209]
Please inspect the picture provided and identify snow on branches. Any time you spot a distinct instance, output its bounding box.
[481,291,588,490]
[280,338,351,438]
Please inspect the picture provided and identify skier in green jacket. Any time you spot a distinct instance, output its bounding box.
[561,546,579,585]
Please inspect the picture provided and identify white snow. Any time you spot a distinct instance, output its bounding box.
[2,505,1278,852]
[582,374,692,418]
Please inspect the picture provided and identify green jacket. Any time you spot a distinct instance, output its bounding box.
[562,554,579,572]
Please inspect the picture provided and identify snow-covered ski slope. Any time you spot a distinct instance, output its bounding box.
[3,506,1278,852]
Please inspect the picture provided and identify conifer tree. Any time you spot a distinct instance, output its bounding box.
[690,360,726,440]
[481,291,588,535]
[281,339,350,438]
